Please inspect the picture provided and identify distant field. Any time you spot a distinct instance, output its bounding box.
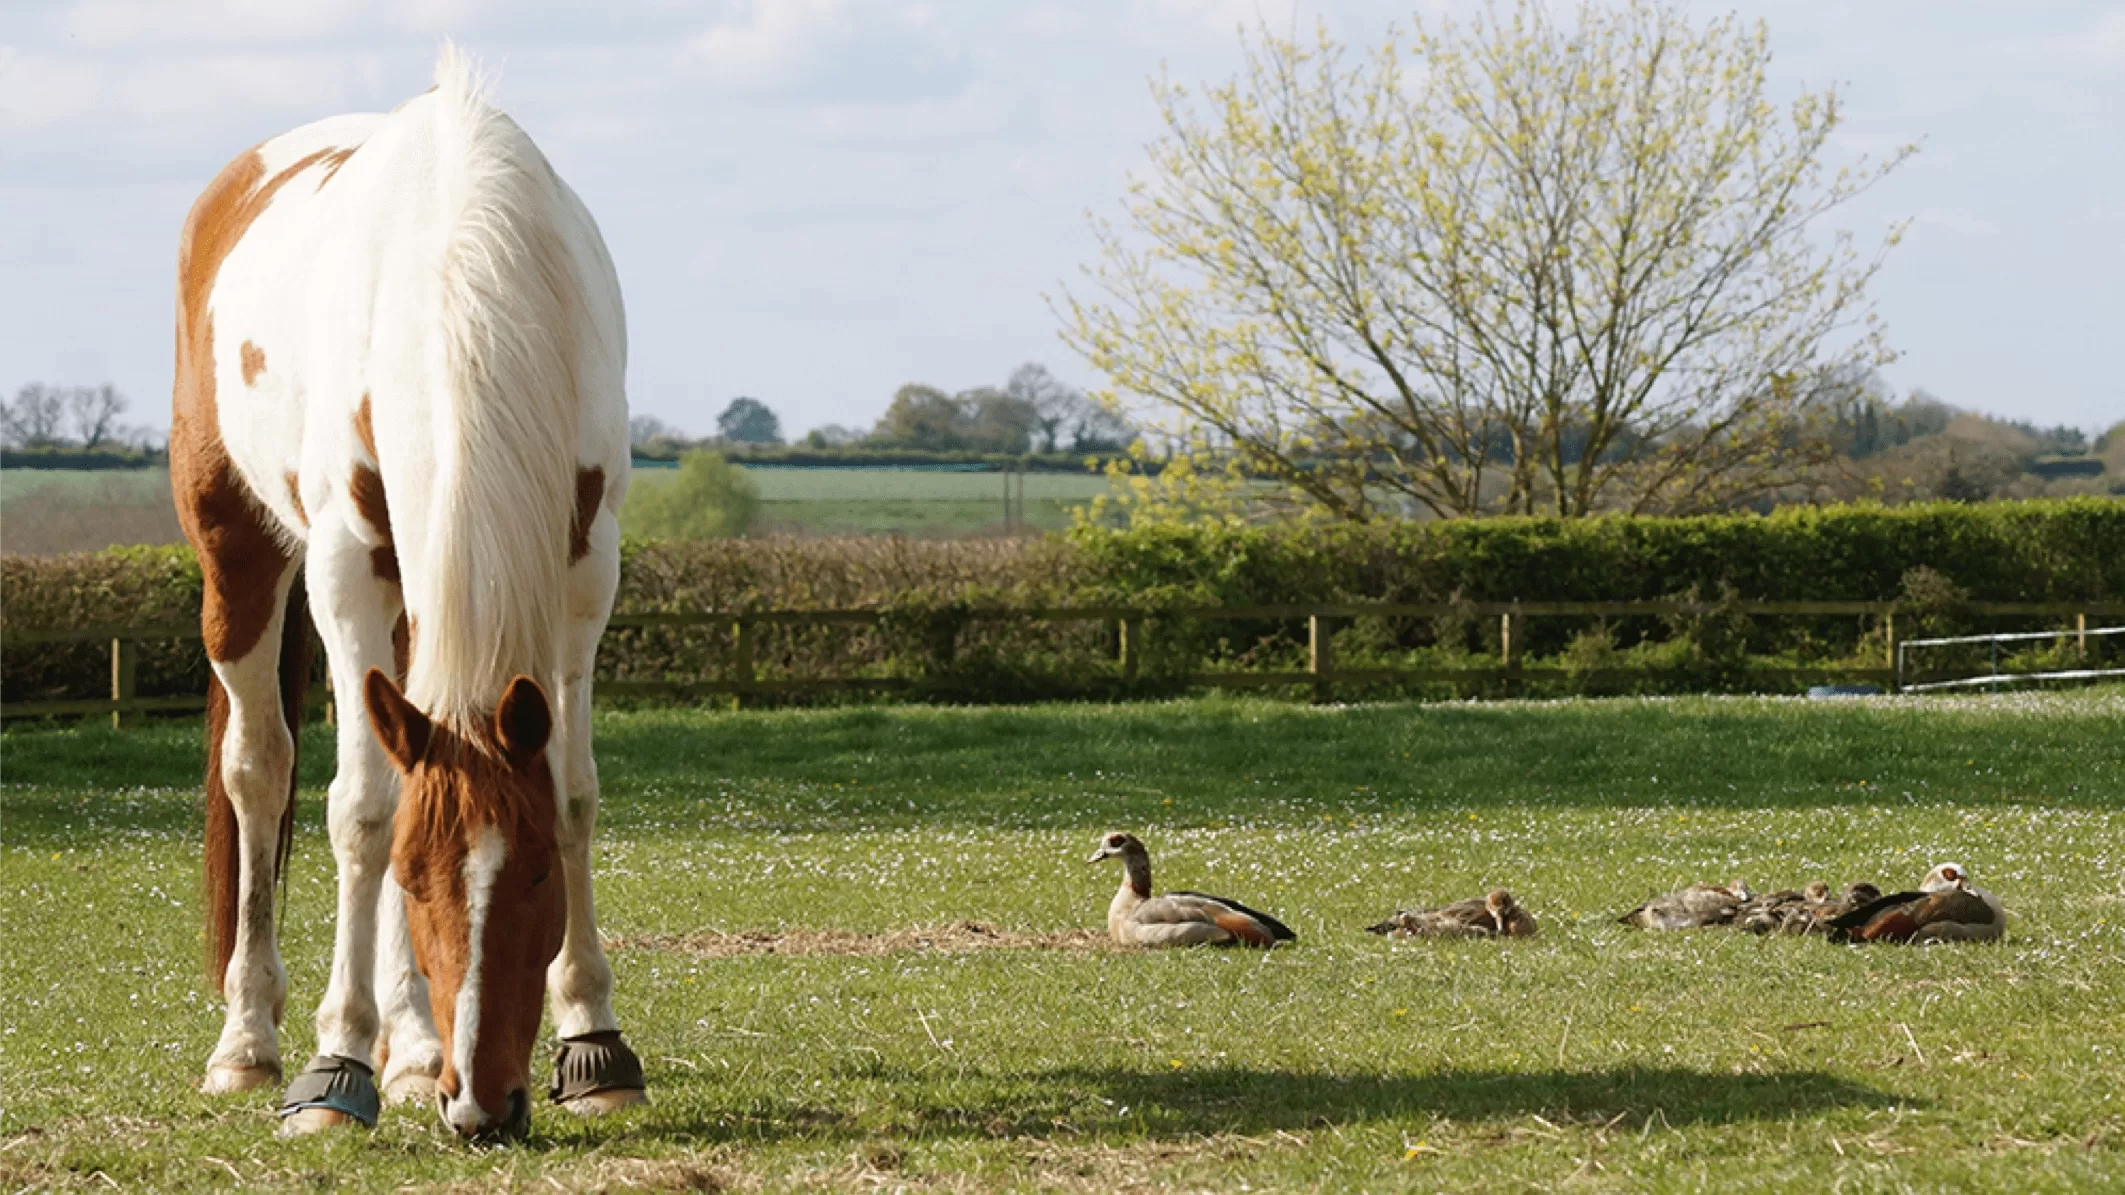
[0,465,1114,552]
[738,465,1112,536]
[0,467,183,555]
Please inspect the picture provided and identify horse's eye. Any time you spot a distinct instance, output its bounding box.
[530,868,552,888]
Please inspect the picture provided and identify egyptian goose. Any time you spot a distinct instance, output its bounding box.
[1365,889,1539,939]
[1827,864,2005,944]
[1088,832,1295,948]
[1618,880,1753,930]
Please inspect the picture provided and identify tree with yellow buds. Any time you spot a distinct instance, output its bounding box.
[1061,0,1913,520]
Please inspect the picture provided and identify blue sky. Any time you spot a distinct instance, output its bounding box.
[3,1,2120,441]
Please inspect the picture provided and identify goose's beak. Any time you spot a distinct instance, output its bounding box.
[1087,847,1113,864]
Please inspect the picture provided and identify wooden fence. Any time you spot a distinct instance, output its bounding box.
[4,599,2118,724]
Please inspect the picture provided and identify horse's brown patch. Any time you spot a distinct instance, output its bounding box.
[284,472,306,525]
[392,613,413,683]
[568,466,604,563]
[353,393,378,462]
[314,146,357,189]
[240,341,267,386]
[170,146,319,662]
[350,466,399,584]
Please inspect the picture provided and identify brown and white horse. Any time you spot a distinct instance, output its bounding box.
[172,49,643,1140]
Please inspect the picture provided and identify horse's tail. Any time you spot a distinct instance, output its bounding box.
[204,580,309,994]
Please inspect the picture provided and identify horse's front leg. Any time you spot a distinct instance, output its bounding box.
[277,523,408,1133]
[546,505,647,1113]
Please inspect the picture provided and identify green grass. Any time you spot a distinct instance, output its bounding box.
[4,692,2123,1191]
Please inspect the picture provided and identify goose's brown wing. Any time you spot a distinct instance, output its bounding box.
[1826,890,1925,942]
[1165,891,1295,945]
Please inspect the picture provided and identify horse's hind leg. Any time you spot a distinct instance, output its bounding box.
[546,498,647,1113]
[198,561,301,1095]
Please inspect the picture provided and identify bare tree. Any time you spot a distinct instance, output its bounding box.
[1062,0,1912,520]
[64,384,128,449]
[1,384,69,448]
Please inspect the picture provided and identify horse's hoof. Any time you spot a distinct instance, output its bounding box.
[550,1030,648,1114]
[278,1106,353,1136]
[279,1055,380,1129]
[201,1064,280,1094]
[562,1087,647,1116]
[382,1072,441,1107]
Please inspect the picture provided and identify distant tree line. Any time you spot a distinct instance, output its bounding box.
[629,363,1135,460]
[0,384,161,457]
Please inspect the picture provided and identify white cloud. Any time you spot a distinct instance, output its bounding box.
[1122,0,1297,48]
[0,48,106,131]
[686,0,849,89]
[2040,10,2125,67]
[48,0,490,47]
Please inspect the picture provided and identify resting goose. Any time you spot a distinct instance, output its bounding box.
[1089,832,1295,948]
[1365,889,1539,939]
[1735,883,1818,935]
[1618,880,1753,930]
[1827,863,2005,944]
[1779,881,1881,937]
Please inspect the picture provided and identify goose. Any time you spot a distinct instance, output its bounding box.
[1365,889,1539,939]
[1781,881,1881,937]
[1735,883,1821,935]
[1827,863,2005,944]
[1618,880,1753,930]
[1088,832,1295,949]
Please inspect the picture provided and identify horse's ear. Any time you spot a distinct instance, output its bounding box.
[494,675,552,768]
[364,668,430,772]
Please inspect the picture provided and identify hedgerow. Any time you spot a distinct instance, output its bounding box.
[3,500,2117,706]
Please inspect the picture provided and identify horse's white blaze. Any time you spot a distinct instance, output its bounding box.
[444,823,506,1132]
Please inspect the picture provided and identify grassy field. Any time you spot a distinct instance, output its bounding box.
[3,691,2122,1191]
[0,465,1113,550]
[718,465,1109,537]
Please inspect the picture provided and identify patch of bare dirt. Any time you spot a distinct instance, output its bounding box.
[610,920,1107,959]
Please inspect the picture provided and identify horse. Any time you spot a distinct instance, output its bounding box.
[170,48,643,1140]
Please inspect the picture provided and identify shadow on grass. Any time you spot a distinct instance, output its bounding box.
[623,1064,1903,1147]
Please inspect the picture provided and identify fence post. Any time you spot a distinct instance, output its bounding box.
[1119,618,1140,681]
[2078,612,2088,662]
[732,617,755,709]
[1500,609,1519,698]
[1884,611,1898,692]
[1309,613,1333,704]
[109,637,138,729]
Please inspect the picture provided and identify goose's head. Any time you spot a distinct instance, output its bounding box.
[1485,889,1517,916]
[1920,863,1971,893]
[1803,881,1832,902]
[1846,881,1882,904]
[1088,831,1147,865]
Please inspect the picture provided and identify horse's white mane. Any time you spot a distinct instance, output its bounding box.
[404,45,580,727]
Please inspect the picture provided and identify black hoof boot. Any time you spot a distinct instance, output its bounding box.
[550,1030,647,1111]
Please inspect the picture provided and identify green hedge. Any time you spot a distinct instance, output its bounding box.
[4,500,2118,706]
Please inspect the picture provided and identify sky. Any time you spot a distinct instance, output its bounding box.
[3,0,2121,443]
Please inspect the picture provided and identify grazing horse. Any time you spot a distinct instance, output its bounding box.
[171,49,643,1140]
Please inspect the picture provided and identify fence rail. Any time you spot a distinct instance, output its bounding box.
[5,599,2119,722]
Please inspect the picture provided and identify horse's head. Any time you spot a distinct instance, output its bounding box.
[364,669,564,1141]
